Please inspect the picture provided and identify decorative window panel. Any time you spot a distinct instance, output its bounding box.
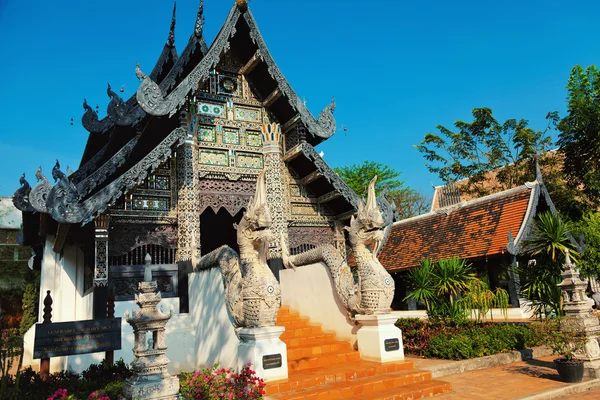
[292,203,319,215]
[196,101,225,117]
[200,149,229,166]
[223,127,240,145]
[235,106,261,123]
[246,130,263,147]
[131,195,170,211]
[236,152,263,169]
[198,125,216,142]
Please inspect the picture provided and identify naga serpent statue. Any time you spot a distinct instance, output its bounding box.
[194,170,281,328]
[282,176,395,317]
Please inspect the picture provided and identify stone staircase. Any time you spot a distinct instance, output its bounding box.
[266,306,452,399]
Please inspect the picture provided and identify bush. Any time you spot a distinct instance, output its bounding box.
[396,318,493,356]
[0,359,131,399]
[180,363,265,400]
[425,323,543,360]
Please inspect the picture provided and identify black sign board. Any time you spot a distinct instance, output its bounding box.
[384,338,400,352]
[262,353,282,370]
[34,318,121,359]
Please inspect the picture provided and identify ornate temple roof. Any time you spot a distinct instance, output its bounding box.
[135,4,336,142]
[12,1,343,225]
[378,167,562,271]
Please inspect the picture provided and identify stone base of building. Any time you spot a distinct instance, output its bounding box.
[122,375,180,400]
[355,314,404,363]
[238,326,288,381]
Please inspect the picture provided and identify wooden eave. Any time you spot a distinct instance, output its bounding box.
[285,143,358,218]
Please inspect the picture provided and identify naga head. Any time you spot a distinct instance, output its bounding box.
[349,176,385,254]
[236,170,272,262]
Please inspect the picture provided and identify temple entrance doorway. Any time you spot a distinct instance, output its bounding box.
[200,208,245,256]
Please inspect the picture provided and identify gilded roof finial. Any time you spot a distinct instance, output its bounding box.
[194,0,204,37]
[168,2,176,47]
[236,0,249,12]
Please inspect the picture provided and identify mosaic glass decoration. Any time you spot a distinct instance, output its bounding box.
[154,176,170,190]
[246,131,263,147]
[235,106,261,123]
[217,74,240,97]
[200,149,229,166]
[131,196,170,211]
[196,101,225,117]
[290,185,301,197]
[236,153,263,169]
[223,128,240,145]
[198,125,216,142]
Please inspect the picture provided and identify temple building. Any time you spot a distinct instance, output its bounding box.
[379,162,575,316]
[12,1,401,371]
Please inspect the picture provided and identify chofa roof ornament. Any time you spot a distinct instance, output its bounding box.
[167,2,176,47]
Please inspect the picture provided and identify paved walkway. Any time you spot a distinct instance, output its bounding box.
[405,355,597,399]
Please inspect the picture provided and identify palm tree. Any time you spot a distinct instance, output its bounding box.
[519,211,579,317]
[434,257,476,305]
[522,211,579,262]
[404,258,436,313]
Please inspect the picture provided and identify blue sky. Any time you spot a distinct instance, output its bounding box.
[0,0,598,199]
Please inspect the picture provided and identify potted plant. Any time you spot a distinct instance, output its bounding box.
[542,317,587,382]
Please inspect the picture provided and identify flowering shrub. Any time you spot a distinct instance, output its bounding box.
[47,388,112,400]
[47,388,75,400]
[180,363,266,400]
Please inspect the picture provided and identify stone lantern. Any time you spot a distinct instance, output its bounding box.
[557,249,600,377]
[123,254,180,400]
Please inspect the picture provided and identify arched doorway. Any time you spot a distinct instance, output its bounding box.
[200,208,245,256]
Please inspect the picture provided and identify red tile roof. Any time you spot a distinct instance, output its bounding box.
[379,185,533,271]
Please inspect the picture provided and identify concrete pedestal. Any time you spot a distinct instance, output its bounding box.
[355,314,404,363]
[238,326,288,381]
[123,375,180,400]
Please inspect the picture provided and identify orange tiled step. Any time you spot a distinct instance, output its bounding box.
[280,325,325,341]
[266,360,415,395]
[268,365,440,399]
[271,306,452,400]
[288,349,361,372]
[287,340,353,361]
[352,380,453,400]
[282,332,338,347]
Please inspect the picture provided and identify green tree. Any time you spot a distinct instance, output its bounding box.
[334,161,429,218]
[416,108,556,197]
[575,212,600,279]
[557,65,600,208]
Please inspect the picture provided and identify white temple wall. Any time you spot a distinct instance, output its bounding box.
[24,244,243,375]
[189,269,240,370]
[280,262,357,346]
[23,238,93,373]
